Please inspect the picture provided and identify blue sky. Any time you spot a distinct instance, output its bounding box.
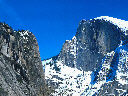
[0,0,128,60]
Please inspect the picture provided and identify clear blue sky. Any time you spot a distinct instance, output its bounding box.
[0,0,128,60]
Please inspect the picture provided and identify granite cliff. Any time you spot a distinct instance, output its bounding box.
[43,16,128,95]
[0,23,47,96]
[1,16,127,96]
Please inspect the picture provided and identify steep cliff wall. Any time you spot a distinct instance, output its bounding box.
[58,18,124,71]
[0,23,46,96]
[43,16,128,95]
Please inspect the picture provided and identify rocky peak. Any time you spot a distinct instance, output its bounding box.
[59,17,124,71]
[43,16,128,95]
[0,23,46,96]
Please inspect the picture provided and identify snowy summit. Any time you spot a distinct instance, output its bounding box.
[95,16,128,34]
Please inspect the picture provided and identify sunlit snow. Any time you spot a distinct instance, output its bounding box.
[42,16,128,96]
[95,16,128,35]
[43,59,92,96]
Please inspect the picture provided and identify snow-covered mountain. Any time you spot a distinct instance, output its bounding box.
[42,16,128,96]
[42,58,92,96]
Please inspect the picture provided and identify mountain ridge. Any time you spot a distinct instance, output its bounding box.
[43,16,128,96]
[0,22,49,96]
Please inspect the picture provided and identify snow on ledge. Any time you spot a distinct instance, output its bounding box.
[94,16,128,35]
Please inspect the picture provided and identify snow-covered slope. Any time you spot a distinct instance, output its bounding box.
[42,59,92,96]
[43,16,128,96]
[95,16,128,34]
[81,43,128,95]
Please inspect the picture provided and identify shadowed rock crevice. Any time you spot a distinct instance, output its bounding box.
[43,17,128,95]
[0,23,48,96]
[58,19,122,71]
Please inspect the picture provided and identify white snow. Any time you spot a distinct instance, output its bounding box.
[95,16,128,35]
[116,49,128,85]
[19,30,29,39]
[81,51,115,96]
[42,16,128,96]
[43,59,92,96]
[81,45,128,95]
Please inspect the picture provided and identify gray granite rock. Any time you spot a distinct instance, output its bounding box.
[58,19,122,71]
[43,17,128,95]
[0,23,46,96]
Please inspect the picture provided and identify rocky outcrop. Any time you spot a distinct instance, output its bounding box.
[0,23,46,96]
[58,18,124,71]
[43,16,128,95]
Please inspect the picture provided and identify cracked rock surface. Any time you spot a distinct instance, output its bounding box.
[0,23,46,96]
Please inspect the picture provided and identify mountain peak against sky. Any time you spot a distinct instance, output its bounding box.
[1,0,128,59]
[0,0,128,96]
[43,16,128,95]
[94,16,128,33]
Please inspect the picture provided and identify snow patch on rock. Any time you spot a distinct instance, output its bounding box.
[95,16,128,35]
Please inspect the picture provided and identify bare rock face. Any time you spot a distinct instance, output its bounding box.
[0,23,46,96]
[58,19,123,71]
[43,17,128,95]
